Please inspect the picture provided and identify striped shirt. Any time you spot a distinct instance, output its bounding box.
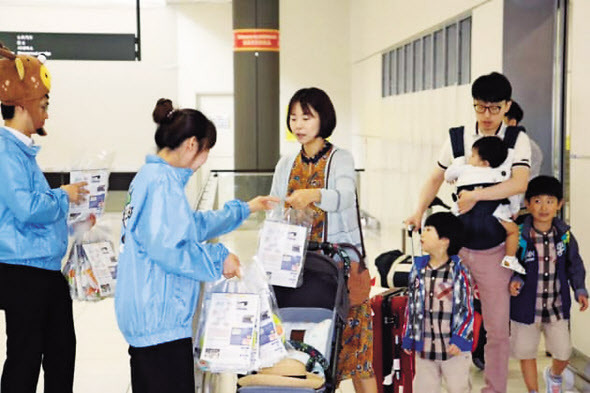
[532,227,563,323]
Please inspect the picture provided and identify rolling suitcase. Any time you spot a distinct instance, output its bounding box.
[372,288,414,393]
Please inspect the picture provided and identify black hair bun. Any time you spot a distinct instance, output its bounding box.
[152,98,174,124]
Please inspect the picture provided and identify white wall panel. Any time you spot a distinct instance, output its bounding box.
[279,0,352,157]
[566,0,590,355]
[350,0,503,247]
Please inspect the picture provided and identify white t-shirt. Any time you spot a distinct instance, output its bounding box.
[444,163,509,187]
[445,162,520,218]
[437,123,532,172]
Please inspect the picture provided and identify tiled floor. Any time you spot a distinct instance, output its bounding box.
[0,211,580,392]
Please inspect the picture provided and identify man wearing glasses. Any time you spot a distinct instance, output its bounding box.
[406,72,531,393]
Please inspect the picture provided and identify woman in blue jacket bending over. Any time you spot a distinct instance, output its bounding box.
[115,98,277,393]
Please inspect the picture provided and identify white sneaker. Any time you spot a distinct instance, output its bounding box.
[501,255,526,274]
[544,366,563,393]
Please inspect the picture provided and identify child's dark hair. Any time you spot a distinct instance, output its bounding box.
[472,72,512,103]
[525,175,563,201]
[424,212,465,256]
[505,100,523,123]
[472,137,508,168]
[287,87,336,139]
[152,98,216,152]
[0,103,14,120]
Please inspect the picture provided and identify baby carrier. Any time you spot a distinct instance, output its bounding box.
[449,125,524,249]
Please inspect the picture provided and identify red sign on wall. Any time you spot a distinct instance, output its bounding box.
[234,29,280,52]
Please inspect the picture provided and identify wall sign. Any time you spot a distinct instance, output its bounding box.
[234,29,280,52]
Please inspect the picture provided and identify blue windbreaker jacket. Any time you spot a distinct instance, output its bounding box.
[115,155,250,347]
[0,127,69,271]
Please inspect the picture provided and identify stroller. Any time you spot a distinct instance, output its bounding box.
[238,241,355,393]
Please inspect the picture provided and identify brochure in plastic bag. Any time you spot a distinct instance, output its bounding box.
[256,205,313,288]
[62,150,117,301]
[62,218,118,301]
[195,260,287,373]
[244,260,288,369]
[67,150,114,225]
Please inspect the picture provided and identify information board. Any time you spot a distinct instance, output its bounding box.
[0,32,137,61]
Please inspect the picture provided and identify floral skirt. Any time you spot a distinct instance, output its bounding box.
[336,299,375,383]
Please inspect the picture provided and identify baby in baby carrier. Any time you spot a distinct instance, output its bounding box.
[445,136,525,274]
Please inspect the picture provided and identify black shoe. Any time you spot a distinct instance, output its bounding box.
[472,357,485,370]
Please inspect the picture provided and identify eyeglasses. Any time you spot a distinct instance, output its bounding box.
[473,103,502,114]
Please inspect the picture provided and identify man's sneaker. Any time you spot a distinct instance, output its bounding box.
[501,255,526,274]
[544,366,562,393]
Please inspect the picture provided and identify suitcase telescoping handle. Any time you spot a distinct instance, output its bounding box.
[405,224,419,265]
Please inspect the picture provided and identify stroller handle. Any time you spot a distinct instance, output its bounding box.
[307,241,364,265]
[307,241,335,253]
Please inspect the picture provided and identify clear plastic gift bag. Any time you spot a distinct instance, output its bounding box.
[62,150,117,301]
[62,217,118,301]
[195,260,287,373]
[195,277,259,374]
[242,260,288,369]
[67,149,114,225]
[255,204,313,288]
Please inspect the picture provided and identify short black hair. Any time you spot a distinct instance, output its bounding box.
[1,104,15,120]
[505,100,523,123]
[472,136,508,168]
[525,175,563,201]
[424,212,465,256]
[287,87,336,139]
[472,72,512,103]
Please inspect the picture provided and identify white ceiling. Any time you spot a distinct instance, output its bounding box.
[0,0,230,6]
[0,0,162,6]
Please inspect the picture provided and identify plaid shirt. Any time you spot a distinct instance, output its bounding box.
[402,255,474,356]
[510,215,588,324]
[421,262,454,360]
[531,228,563,322]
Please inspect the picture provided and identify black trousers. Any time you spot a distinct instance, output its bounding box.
[0,263,76,393]
[129,337,195,393]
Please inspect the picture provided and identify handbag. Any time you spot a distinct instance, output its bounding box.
[335,241,372,307]
[323,150,372,307]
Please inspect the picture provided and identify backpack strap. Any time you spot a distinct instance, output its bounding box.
[449,126,465,158]
[504,125,525,149]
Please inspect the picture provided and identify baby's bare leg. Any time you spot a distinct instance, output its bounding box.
[500,220,519,257]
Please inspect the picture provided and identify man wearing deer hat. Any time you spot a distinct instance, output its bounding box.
[0,43,87,393]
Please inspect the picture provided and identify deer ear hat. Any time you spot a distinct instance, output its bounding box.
[0,43,52,136]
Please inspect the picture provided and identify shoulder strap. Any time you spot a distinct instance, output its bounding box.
[504,125,525,149]
[323,149,366,258]
[449,126,465,158]
[323,149,336,243]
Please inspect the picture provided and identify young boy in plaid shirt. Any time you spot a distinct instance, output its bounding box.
[509,176,588,393]
[402,212,474,393]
